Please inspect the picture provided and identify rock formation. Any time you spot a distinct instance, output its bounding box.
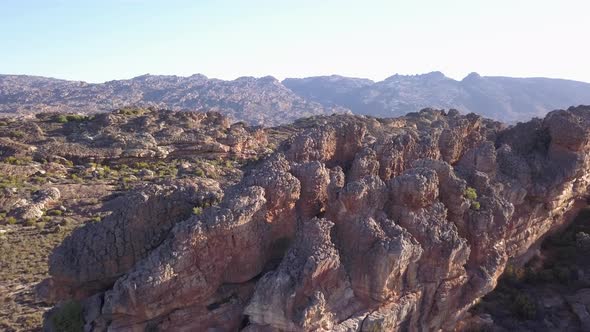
[40,106,590,331]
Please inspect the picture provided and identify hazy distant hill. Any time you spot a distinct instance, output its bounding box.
[0,74,346,125]
[2,72,590,125]
[283,72,590,122]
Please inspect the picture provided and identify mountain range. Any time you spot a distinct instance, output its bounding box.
[1,71,590,125]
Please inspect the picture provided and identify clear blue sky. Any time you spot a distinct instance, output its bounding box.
[1,0,589,83]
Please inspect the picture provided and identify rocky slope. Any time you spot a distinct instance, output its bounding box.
[283,72,590,122]
[0,108,275,331]
[0,74,347,126]
[39,106,590,331]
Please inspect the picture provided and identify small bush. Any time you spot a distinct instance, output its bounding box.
[192,207,203,216]
[47,209,63,216]
[4,156,32,165]
[90,216,101,223]
[51,300,84,332]
[504,264,525,282]
[55,115,68,123]
[464,187,478,201]
[55,114,90,123]
[6,216,17,224]
[24,219,36,226]
[554,266,571,283]
[512,293,537,320]
[9,130,25,139]
[118,108,146,117]
[464,187,481,210]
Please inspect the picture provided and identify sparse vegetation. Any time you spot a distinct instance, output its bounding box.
[4,156,33,165]
[192,207,203,216]
[0,108,272,331]
[511,293,537,320]
[50,301,84,332]
[55,114,92,123]
[47,209,63,216]
[118,107,147,117]
[464,187,481,210]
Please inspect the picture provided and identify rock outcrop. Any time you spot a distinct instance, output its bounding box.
[40,106,590,331]
[9,187,60,221]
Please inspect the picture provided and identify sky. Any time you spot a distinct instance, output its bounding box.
[1,0,589,83]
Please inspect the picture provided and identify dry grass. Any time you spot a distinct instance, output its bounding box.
[0,224,75,332]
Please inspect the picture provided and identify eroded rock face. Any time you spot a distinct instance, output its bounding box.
[41,106,590,331]
[38,179,222,303]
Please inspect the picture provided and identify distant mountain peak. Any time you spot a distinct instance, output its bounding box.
[462,72,482,81]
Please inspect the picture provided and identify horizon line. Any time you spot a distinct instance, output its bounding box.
[2,71,590,85]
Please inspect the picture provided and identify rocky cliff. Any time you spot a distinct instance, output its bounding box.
[40,106,590,331]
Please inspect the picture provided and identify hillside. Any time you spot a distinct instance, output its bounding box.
[283,72,590,122]
[0,74,347,126]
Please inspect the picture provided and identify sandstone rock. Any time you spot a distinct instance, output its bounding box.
[41,107,590,331]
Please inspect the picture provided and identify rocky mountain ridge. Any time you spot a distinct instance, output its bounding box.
[39,106,590,331]
[283,72,590,123]
[2,72,590,125]
[0,74,347,126]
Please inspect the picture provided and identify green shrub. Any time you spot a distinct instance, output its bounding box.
[51,300,84,332]
[192,207,203,216]
[554,266,571,283]
[70,174,82,182]
[89,216,101,223]
[504,264,525,282]
[512,293,537,320]
[66,114,90,122]
[55,114,91,123]
[464,187,478,201]
[24,219,36,226]
[538,269,555,282]
[6,216,17,224]
[56,115,69,123]
[118,108,146,116]
[47,209,63,216]
[9,130,25,139]
[4,156,32,165]
[464,187,481,210]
